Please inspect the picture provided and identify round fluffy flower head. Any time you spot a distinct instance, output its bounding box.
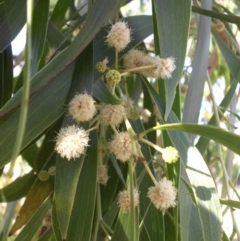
[147,177,177,212]
[162,146,179,164]
[106,21,131,51]
[118,188,139,212]
[109,132,132,162]
[123,49,158,77]
[123,49,147,69]
[105,70,121,85]
[156,57,176,79]
[54,125,89,160]
[99,104,125,126]
[137,107,151,123]
[69,93,96,122]
[97,164,109,185]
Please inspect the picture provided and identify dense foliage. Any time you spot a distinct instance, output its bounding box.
[0,0,240,241]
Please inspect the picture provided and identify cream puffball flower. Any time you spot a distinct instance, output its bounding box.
[147,177,177,212]
[123,49,147,69]
[69,93,96,122]
[109,132,132,162]
[97,165,109,185]
[123,49,176,79]
[118,189,140,212]
[106,21,131,51]
[99,104,125,126]
[156,57,176,79]
[137,107,151,123]
[54,125,89,160]
[161,146,179,164]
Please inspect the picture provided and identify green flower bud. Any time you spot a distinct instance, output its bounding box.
[38,170,49,181]
[96,62,107,73]
[48,166,56,176]
[105,70,121,85]
[129,108,139,121]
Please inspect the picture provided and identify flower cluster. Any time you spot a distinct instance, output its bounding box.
[53,19,180,216]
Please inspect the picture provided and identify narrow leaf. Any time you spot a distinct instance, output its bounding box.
[0,0,26,52]
[31,0,49,75]
[182,0,212,138]
[220,199,240,209]
[9,179,54,235]
[0,171,35,202]
[14,197,51,241]
[0,45,13,108]
[213,30,240,80]
[67,131,98,241]
[192,6,240,25]
[153,0,191,119]
[144,123,240,156]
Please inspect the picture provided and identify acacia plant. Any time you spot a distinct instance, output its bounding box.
[0,0,240,241]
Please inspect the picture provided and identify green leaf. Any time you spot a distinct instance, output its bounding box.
[54,155,84,239]
[37,227,54,241]
[145,123,240,155]
[67,131,98,241]
[54,42,94,239]
[46,21,70,49]
[0,45,13,108]
[213,30,240,80]
[112,210,139,241]
[0,202,17,241]
[9,179,54,235]
[192,6,240,25]
[152,0,191,119]
[93,80,123,105]
[180,174,203,240]
[50,0,72,27]
[0,63,74,167]
[51,200,62,241]
[0,171,36,202]
[141,78,222,241]
[182,1,212,135]
[14,197,52,241]
[21,142,39,169]
[31,0,49,75]
[220,199,240,209]
[222,231,230,241]
[0,0,26,52]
